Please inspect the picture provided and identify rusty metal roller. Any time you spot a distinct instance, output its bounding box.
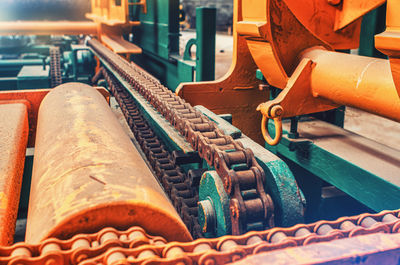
[25,83,192,244]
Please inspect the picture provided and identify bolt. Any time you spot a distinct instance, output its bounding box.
[258,84,270,91]
[270,105,283,118]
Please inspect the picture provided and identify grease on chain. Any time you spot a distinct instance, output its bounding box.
[3,210,400,264]
[87,38,274,235]
[101,68,204,239]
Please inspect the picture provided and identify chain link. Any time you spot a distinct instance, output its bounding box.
[87,38,274,235]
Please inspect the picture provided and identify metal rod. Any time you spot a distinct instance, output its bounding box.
[303,48,400,122]
[0,21,97,35]
[25,83,192,243]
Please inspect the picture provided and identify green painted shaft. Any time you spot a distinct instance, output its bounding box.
[195,7,216,82]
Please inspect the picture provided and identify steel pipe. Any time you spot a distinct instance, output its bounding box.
[0,21,97,35]
[0,102,29,245]
[303,48,400,122]
[0,60,43,67]
[25,83,191,243]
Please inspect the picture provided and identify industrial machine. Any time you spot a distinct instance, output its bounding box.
[0,0,399,264]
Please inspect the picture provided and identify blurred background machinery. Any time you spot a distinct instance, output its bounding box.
[0,0,398,264]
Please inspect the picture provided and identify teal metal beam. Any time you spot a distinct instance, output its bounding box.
[195,7,216,82]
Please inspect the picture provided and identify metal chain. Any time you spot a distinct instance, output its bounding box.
[49,46,62,87]
[0,226,166,265]
[100,69,204,239]
[87,38,274,235]
[3,210,400,265]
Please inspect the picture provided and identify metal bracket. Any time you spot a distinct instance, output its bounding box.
[257,58,338,145]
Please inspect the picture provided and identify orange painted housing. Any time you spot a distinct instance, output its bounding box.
[0,103,29,245]
[25,83,191,244]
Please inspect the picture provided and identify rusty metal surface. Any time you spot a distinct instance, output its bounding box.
[334,0,385,31]
[0,89,50,147]
[88,38,275,235]
[100,69,204,239]
[284,0,363,49]
[25,83,191,244]
[3,209,400,264]
[0,103,29,245]
[0,88,110,148]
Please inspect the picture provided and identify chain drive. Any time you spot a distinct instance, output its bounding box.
[49,46,62,87]
[87,38,274,235]
[100,68,204,239]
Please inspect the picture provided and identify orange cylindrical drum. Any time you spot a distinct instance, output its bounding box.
[304,48,400,122]
[25,83,191,243]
